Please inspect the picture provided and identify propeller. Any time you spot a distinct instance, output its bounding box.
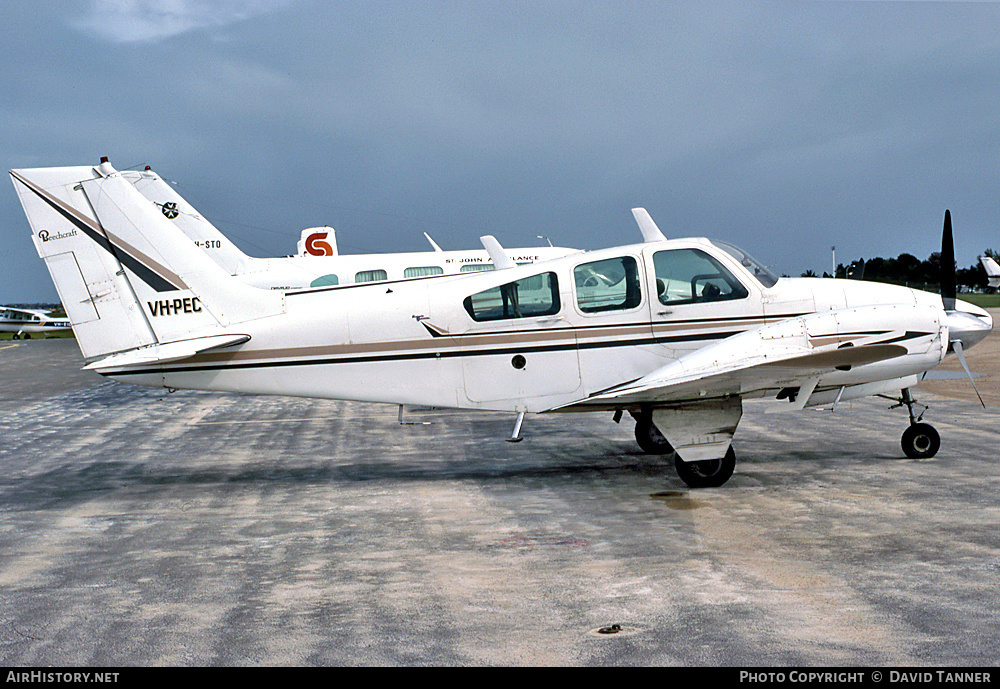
[940,209,956,311]
[939,209,986,408]
[951,340,985,407]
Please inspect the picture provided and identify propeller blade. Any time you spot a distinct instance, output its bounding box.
[951,340,985,408]
[941,209,956,310]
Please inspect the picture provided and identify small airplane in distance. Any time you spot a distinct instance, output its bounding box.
[0,305,71,339]
[118,165,578,290]
[10,160,994,488]
[980,255,1000,289]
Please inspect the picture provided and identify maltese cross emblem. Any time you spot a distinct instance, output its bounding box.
[161,202,179,219]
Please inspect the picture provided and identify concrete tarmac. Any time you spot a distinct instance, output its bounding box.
[0,318,997,667]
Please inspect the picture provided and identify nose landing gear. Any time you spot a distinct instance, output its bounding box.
[881,388,941,459]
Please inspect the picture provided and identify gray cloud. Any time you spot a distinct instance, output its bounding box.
[71,0,294,44]
[3,1,999,303]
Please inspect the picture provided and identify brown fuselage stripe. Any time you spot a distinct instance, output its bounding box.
[100,319,932,379]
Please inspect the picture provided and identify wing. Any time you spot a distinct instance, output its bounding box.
[548,305,942,462]
[583,341,907,408]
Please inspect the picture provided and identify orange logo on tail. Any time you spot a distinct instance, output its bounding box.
[305,232,334,256]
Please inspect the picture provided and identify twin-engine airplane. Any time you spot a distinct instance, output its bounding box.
[10,160,993,487]
[120,166,577,290]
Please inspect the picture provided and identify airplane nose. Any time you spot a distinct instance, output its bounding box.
[944,307,993,350]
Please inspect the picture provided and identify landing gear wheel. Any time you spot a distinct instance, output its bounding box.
[901,423,940,459]
[674,447,736,488]
[635,419,673,454]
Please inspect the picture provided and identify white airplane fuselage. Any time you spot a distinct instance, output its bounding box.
[0,307,71,337]
[105,238,990,415]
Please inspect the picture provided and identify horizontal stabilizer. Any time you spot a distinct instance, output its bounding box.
[84,333,250,370]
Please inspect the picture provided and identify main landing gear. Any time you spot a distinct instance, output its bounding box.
[674,447,736,489]
[882,388,941,459]
[632,411,673,455]
[629,410,736,488]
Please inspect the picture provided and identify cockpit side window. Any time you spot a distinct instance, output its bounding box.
[710,240,780,288]
[574,256,642,313]
[652,248,749,305]
[463,272,560,322]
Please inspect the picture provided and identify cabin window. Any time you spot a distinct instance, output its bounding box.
[460,264,495,272]
[355,269,388,283]
[404,266,444,278]
[652,248,749,305]
[574,256,642,313]
[310,274,339,287]
[463,272,560,322]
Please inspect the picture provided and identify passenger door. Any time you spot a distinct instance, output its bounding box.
[642,245,764,358]
[456,270,582,408]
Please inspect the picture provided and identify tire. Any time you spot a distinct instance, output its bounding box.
[635,419,673,454]
[901,423,940,459]
[674,447,736,488]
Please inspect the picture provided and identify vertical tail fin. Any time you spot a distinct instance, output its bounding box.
[124,167,253,276]
[11,164,157,359]
[297,227,338,256]
[981,255,1000,288]
[10,161,283,362]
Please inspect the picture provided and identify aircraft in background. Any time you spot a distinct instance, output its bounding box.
[120,165,578,290]
[10,160,993,488]
[0,305,71,339]
[981,255,1000,289]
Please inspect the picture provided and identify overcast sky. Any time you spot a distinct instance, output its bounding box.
[3,0,999,303]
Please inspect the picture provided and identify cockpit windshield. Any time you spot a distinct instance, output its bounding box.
[710,240,780,288]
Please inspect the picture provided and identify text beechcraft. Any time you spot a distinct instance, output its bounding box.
[10,160,993,487]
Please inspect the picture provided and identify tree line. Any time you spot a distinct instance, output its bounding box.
[800,248,999,292]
